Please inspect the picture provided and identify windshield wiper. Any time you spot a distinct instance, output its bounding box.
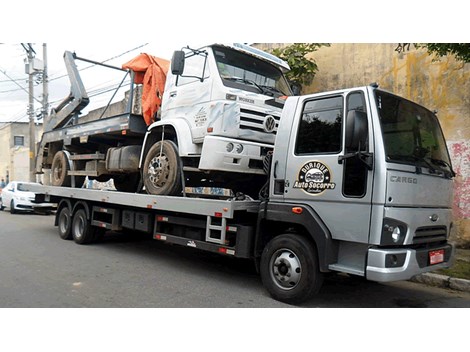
[430,158,456,178]
[387,154,454,178]
[224,77,264,94]
[387,154,436,174]
[259,85,285,96]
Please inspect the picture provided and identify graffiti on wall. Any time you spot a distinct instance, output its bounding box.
[448,140,470,219]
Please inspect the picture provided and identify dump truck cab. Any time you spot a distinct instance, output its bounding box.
[141,43,292,196]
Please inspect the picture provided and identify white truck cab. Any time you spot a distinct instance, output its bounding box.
[141,43,292,196]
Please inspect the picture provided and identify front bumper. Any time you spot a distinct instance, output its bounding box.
[366,243,454,282]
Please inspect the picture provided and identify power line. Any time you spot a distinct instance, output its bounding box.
[0,43,149,94]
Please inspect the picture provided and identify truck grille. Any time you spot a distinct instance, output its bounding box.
[239,108,280,134]
[413,226,447,244]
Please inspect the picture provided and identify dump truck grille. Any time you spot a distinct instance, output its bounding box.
[239,108,280,134]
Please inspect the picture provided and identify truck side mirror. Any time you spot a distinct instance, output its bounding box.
[171,51,185,75]
[345,110,368,151]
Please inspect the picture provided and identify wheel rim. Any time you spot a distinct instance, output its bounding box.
[52,160,64,183]
[269,248,302,290]
[147,154,170,188]
[59,211,69,234]
[74,216,84,239]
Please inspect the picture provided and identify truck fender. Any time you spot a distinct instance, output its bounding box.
[72,200,91,220]
[140,120,200,168]
[255,202,338,272]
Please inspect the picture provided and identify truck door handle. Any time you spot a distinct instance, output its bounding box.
[169,91,177,98]
[274,161,278,178]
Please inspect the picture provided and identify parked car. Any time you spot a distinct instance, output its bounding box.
[0,181,56,214]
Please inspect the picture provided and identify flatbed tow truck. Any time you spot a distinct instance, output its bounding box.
[28,70,456,303]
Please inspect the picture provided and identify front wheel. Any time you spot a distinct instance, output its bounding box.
[10,200,16,214]
[260,234,323,305]
[142,140,182,196]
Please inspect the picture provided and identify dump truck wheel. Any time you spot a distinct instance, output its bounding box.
[51,151,84,188]
[143,140,182,196]
[260,234,323,305]
[51,151,71,187]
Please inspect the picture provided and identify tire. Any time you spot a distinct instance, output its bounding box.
[260,234,323,305]
[10,200,16,214]
[71,208,95,245]
[113,173,141,193]
[51,151,84,188]
[57,206,73,240]
[142,140,182,196]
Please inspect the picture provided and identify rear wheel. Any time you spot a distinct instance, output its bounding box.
[57,206,72,240]
[143,140,182,196]
[71,209,95,244]
[51,151,84,188]
[260,234,323,305]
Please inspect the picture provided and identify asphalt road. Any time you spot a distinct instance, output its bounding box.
[1,210,470,308]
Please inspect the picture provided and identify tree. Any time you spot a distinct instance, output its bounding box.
[420,43,470,63]
[270,43,329,94]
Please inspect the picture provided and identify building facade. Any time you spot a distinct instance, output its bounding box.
[0,122,43,184]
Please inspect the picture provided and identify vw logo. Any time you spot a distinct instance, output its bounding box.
[429,214,439,222]
[263,115,276,133]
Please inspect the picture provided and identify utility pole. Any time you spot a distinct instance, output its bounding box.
[42,43,49,129]
[26,44,36,182]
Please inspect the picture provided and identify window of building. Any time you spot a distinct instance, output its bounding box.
[14,136,24,146]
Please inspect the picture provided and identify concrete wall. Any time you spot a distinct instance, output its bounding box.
[257,43,470,246]
[0,122,43,183]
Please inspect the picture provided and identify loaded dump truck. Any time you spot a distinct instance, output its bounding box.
[28,45,456,303]
[36,43,291,197]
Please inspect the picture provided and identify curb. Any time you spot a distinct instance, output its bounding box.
[411,273,470,293]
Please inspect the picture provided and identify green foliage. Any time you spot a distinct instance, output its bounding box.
[271,43,330,90]
[418,43,470,63]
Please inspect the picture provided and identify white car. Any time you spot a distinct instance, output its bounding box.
[0,181,56,214]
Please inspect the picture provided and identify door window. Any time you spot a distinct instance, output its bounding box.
[295,96,343,155]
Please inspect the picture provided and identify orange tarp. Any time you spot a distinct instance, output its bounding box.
[122,53,170,126]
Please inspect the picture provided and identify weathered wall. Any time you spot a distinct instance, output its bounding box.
[257,43,470,246]
[0,122,43,183]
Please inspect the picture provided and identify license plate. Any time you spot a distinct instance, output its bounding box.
[429,249,445,265]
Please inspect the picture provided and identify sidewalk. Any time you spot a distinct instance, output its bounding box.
[411,249,470,293]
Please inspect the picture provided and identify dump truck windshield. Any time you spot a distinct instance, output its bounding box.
[376,90,453,177]
[213,45,292,97]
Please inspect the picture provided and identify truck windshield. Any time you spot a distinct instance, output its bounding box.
[212,45,292,97]
[376,90,454,177]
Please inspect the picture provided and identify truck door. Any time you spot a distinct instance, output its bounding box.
[164,50,212,141]
[282,91,374,243]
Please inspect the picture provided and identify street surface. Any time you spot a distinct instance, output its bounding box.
[1,210,470,308]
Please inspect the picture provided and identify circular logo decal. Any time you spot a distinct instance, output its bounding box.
[263,115,277,133]
[293,161,336,195]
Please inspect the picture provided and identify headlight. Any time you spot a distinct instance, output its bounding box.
[234,144,244,153]
[226,143,234,152]
[381,218,407,245]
